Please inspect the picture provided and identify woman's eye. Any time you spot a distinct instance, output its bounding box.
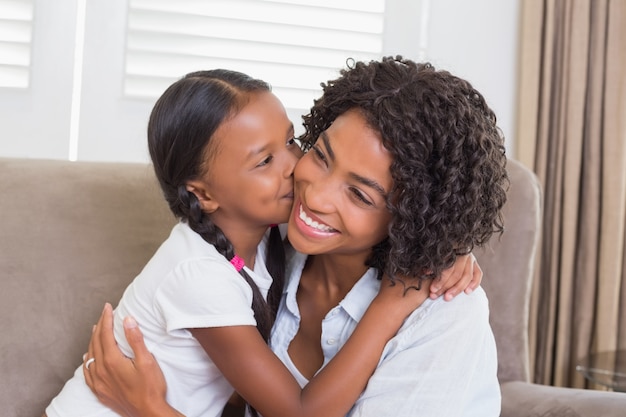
[257,155,273,167]
[350,188,373,206]
[312,146,327,165]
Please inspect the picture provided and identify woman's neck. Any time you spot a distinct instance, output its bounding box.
[301,253,371,300]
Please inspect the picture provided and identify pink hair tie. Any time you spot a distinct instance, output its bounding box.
[269,224,278,228]
[230,255,245,272]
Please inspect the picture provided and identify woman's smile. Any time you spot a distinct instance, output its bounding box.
[294,201,338,235]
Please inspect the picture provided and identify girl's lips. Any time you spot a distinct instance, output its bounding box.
[294,202,338,236]
[281,188,294,199]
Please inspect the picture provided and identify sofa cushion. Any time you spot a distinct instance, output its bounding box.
[0,158,174,417]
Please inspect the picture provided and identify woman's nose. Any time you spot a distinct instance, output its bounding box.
[302,174,336,214]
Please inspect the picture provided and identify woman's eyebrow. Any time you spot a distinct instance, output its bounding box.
[350,173,388,198]
[322,130,387,198]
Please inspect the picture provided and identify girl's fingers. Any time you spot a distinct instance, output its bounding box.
[430,253,481,301]
[466,260,483,293]
[442,257,472,301]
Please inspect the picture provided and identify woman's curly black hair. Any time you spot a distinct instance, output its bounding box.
[299,56,509,282]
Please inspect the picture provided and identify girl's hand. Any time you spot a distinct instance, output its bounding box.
[375,273,430,320]
[429,253,482,301]
[83,303,184,417]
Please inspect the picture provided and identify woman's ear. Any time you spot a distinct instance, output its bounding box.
[186,180,219,213]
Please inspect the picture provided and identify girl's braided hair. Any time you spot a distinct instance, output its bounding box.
[147,69,284,342]
[300,56,509,283]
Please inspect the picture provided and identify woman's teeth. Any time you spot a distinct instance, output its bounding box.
[299,205,334,232]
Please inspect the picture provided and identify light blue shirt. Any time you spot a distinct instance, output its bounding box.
[270,250,501,417]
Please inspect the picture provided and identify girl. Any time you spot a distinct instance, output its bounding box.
[82,57,507,417]
[45,69,475,417]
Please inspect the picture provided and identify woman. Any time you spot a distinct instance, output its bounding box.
[84,56,507,417]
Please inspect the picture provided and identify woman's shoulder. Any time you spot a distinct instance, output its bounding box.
[400,286,492,335]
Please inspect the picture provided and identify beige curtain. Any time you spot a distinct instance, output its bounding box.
[517,0,626,388]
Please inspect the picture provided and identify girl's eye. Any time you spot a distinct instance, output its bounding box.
[350,187,374,206]
[286,137,296,146]
[257,155,273,167]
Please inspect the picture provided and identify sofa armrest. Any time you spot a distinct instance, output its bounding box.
[501,380,626,417]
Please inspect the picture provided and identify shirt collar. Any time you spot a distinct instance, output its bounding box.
[283,251,306,315]
[283,252,380,322]
[338,268,379,322]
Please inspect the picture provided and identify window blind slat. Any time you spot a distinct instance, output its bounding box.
[0,19,32,42]
[0,41,30,65]
[266,0,384,13]
[129,0,384,32]
[126,53,355,90]
[126,31,381,65]
[127,10,382,47]
[0,0,33,20]
[0,64,28,87]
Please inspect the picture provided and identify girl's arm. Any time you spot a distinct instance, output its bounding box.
[191,274,426,417]
[84,254,481,416]
[87,276,426,417]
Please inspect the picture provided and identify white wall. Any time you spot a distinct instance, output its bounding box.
[385,0,521,157]
[0,0,521,162]
[426,0,520,157]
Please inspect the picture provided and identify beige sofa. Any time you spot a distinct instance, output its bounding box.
[1,157,625,417]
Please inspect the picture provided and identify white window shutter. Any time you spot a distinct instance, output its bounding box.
[0,0,34,88]
[124,0,386,116]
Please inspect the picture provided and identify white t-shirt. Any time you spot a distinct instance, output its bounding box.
[47,222,273,417]
[269,250,501,417]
